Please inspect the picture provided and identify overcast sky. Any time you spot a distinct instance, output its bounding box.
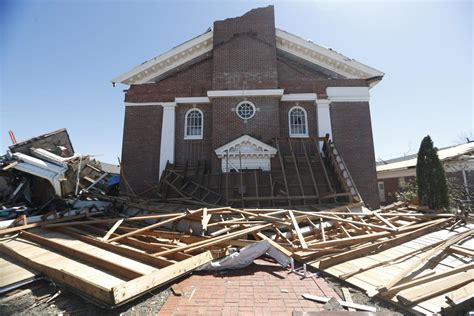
[1,0,472,163]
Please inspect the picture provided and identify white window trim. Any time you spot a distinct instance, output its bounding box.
[288,106,309,138]
[184,108,204,140]
[236,101,256,120]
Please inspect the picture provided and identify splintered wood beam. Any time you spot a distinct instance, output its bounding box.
[102,219,124,241]
[448,245,474,257]
[273,226,296,247]
[320,218,326,242]
[379,228,474,292]
[292,210,397,232]
[381,263,474,297]
[201,208,212,232]
[107,210,202,243]
[19,230,143,280]
[373,212,398,231]
[256,232,293,257]
[111,250,218,305]
[153,223,272,257]
[289,210,308,249]
[50,226,174,267]
[340,239,445,280]
[396,270,474,306]
[0,242,113,305]
[310,218,452,269]
[0,213,95,236]
[229,208,289,226]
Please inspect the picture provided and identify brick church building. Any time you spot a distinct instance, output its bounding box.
[113,6,384,208]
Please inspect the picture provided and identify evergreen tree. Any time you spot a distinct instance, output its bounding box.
[416,136,449,209]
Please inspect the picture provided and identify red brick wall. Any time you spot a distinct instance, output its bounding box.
[174,103,213,166]
[211,97,280,171]
[121,56,213,193]
[125,56,213,102]
[277,54,368,95]
[279,101,318,137]
[330,102,380,208]
[120,105,163,194]
[212,6,277,90]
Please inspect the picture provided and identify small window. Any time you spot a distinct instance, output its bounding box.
[184,108,203,139]
[289,106,308,137]
[236,101,256,120]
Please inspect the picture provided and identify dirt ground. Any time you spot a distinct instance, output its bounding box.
[0,279,170,315]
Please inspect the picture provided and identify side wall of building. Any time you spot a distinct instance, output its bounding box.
[120,105,163,194]
[331,102,380,208]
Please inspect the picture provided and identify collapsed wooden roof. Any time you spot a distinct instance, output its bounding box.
[0,200,471,314]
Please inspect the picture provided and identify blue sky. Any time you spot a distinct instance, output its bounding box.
[1,0,472,163]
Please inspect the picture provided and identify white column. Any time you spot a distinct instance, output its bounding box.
[159,102,177,179]
[316,99,332,142]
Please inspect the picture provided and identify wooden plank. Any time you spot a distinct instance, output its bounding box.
[288,138,306,204]
[448,244,474,257]
[274,139,291,206]
[289,210,308,249]
[153,223,272,257]
[0,241,114,305]
[111,250,218,304]
[396,270,473,306]
[51,227,173,268]
[107,210,202,243]
[300,139,320,201]
[102,219,124,241]
[19,231,143,280]
[380,228,473,292]
[253,171,260,208]
[302,293,377,312]
[446,281,474,305]
[310,218,452,269]
[340,239,445,280]
[0,213,93,236]
[382,263,474,296]
[256,232,292,257]
[341,287,356,311]
[373,212,398,231]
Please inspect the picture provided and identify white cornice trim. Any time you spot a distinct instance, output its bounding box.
[113,28,384,87]
[175,97,210,104]
[281,93,317,102]
[208,89,284,98]
[276,29,384,80]
[125,102,162,107]
[125,102,176,107]
[326,87,370,102]
[112,31,213,85]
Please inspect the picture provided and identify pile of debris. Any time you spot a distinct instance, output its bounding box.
[0,129,119,222]
[0,129,472,315]
[1,198,472,314]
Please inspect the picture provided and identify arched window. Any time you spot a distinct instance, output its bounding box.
[288,106,309,137]
[184,108,203,139]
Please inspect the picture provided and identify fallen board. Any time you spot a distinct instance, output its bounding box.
[0,228,221,307]
[308,224,473,315]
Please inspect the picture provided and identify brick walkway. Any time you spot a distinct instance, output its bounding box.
[158,258,339,315]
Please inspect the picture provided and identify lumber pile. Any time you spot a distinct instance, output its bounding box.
[0,201,471,313]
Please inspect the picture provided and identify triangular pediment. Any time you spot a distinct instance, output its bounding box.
[214,135,277,158]
[112,29,383,86]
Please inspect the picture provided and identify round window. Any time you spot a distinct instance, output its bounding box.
[236,101,256,120]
